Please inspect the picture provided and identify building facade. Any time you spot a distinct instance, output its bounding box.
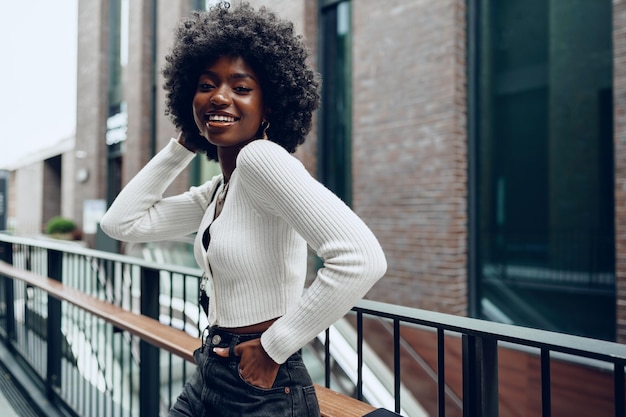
[16,0,621,344]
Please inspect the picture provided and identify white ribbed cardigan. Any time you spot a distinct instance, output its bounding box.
[100,138,387,364]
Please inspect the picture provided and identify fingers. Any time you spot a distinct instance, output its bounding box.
[212,338,262,359]
[211,339,278,389]
[212,346,229,357]
[212,341,243,357]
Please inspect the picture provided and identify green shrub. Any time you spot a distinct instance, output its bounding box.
[46,217,76,235]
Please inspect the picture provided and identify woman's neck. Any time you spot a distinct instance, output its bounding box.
[217,138,259,182]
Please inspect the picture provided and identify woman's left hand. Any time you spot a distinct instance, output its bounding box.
[213,338,280,389]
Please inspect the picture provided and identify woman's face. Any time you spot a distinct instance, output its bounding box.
[193,56,265,148]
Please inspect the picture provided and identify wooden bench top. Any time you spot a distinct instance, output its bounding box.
[0,261,375,417]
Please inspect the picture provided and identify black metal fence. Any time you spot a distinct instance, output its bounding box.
[0,234,625,417]
[0,235,203,416]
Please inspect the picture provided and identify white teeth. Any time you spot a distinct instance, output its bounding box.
[207,114,236,122]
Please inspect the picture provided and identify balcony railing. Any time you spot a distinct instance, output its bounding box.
[0,234,625,417]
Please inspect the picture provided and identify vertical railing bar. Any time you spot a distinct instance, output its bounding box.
[77,272,83,412]
[615,361,625,417]
[166,271,173,410]
[541,348,551,417]
[129,265,135,416]
[462,334,476,417]
[437,328,445,417]
[356,311,363,400]
[483,338,499,416]
[325,327,331,388]
[97,316,102,416]
[0,241,16,343]
[168,305,174,412]
[169,272,174,327]
[119,325,124,417]
[98,259,108,417]
[184,275,190,385]
[97,319,102,415]
[81,307,86,414]
[46,249,62,401]
[168,272,174,411]
[73,307,76,411]
[182,272,188,333]
[140,266,160,417]
[168,352,173,411]
[394,318,401,414]
[129,335,133,417]
[105,258,112,417]
[89,314,95,415]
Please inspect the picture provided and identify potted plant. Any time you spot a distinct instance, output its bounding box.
[45,217,77,240]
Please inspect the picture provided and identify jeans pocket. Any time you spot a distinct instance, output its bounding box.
[302,385,321,417]
[232,362,287,395]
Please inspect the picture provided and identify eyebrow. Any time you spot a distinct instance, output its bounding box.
[199,70,257,82]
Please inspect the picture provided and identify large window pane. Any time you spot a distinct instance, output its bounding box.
[319,0,352,204]
[474,0,615,340]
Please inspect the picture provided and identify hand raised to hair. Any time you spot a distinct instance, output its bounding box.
[213,338,280,389]
[177,131,198,153]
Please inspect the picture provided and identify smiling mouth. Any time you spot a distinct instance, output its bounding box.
[204,114,238,127]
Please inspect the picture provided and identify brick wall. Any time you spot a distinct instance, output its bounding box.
[614,0,626,344]
[74,0,110,232]
[351,0,468,314]
[155,0,194,197]
[124,0,157,188]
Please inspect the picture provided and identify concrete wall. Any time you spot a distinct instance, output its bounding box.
[13,163,44,236]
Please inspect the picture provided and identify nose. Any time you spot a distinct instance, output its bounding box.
[210,85,231,107]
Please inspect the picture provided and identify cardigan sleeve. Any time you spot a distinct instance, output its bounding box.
[237,140,387,364]
[100,139,218,243]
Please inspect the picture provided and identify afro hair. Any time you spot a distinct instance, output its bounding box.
[162,1,321,161]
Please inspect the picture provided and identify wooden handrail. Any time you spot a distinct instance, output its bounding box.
[0,260,375,417]
[0,260,198,361]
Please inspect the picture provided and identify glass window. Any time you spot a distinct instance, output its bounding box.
[319,0,352,204]
[470,0,615,340]
[106,0,129,207]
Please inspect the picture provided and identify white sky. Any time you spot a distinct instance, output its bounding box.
[0,0,78,168]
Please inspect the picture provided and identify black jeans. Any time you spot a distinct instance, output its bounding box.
[168,326,321,417]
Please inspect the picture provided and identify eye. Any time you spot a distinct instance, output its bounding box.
[233,86,253,94]
[197,81,215,92]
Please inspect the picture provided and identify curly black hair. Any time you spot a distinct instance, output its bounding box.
[162,1,321,161]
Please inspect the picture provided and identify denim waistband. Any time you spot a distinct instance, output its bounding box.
[202,326,264,357]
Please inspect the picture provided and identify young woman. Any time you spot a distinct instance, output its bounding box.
[100,2,387,416]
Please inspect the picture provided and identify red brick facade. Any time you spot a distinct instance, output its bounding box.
[345,0,469,313]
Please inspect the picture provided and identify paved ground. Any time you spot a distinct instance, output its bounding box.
[0,342,62,417]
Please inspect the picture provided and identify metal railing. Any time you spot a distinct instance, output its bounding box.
[0,234,625,417]
[0,235,205,417]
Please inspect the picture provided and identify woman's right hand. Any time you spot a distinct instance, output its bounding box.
[177,131,197,153]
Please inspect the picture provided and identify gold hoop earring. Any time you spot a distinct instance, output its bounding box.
[260,120,270,139]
